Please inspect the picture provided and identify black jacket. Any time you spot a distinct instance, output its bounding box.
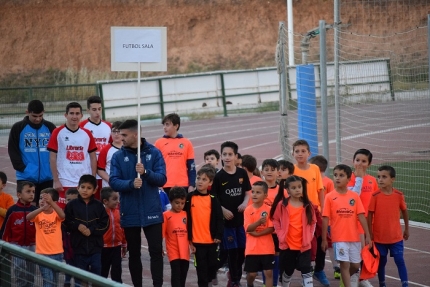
[65,195,109,255]
[184,190,224,243]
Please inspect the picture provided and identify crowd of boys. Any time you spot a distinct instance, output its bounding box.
[0,98,409,287]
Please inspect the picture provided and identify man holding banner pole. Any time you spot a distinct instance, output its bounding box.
[109,119,167,287]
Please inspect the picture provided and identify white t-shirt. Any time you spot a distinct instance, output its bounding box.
[47,125,97,187]
[97,143,120,187]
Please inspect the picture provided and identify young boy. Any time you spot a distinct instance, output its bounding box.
[163,186,190,287]
[184,165,224,287]
[277,159,294,182]
[27,188,65,287]
[242,154,261,188]
[236,153,243,168]
[101,187,127,283]
[211,141,251,287]
[309,155,339,278]
[65,187,79,203]
[261,159,280,205]
[0,181,37,287]
[0,171,14,228]
[322,164,372,287]
[291,140,328,286]
[65,174,109,282]
[63,187,79,287]
[204,149,220,171]
[244,181,275,287]
[347,149,378,287]
[368,165,409,287]
[155,113,196,193]
[348,149,378,213]
[260,159,283,286]
[80,96,112,198]
[97,121,123,188]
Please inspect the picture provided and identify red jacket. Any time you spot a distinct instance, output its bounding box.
[0,201,36,246]
[272,199,316,252]
[103,207,127,248]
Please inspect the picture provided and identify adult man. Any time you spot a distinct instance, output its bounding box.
[8,100,56,206]
[47,102,97,209]
[109,119,166,287]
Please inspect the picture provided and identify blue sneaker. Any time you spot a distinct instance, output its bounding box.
[313,271,330,287]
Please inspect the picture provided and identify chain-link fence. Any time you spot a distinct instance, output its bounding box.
[276,1,430,219]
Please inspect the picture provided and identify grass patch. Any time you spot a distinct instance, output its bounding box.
[366,160,430,223]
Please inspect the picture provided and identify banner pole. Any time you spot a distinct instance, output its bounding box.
[137,62,141,178]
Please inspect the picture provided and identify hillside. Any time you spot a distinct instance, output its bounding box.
[0,0,428,86]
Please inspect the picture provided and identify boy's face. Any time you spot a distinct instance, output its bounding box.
[205,154,219,168]
[293,145,311,164]
[377,170,395,189]
[103,191,120,209]
[196,173,212,193]
[39,194,53,211]
[251,185,267,204]
[77,182,97,201]
[111,127,122,144]
[221,147,236,168]
[170,198,185,213]
[66,193,78,203]
[0,180,5,192]
[88,103,102,123]
[333,169,350,189]
[163,120,179,137]
[278,166,290,180]
[261,165,278,183]
[235,158,242,168]
[353,153,370,172]
[18,185,35,204]
[65,107,83,128]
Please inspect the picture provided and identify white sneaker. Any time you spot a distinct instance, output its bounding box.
[350,273,359,287]
[359,280,373,287]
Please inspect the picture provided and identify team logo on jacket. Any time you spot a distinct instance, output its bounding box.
[179,143,184,149]
[124,156,129,162]
[239,178,243,184]
[349,199,355,206]
[182,217,187,224]
[146,154,152,161]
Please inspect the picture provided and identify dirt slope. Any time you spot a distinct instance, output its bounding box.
[0,0,428,86]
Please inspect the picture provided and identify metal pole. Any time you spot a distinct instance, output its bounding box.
[279,22,291,161]
[287,0,295,65]
[428,15,430,97]
[319,20,329,171]
[280,22,288,116]
[334,0,342,163]
[137,62,141,177]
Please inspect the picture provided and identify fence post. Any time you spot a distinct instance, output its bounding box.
[98,83,107,120]
[158,79,165,118]
[220,73,228,117]
[319,19,330,172]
